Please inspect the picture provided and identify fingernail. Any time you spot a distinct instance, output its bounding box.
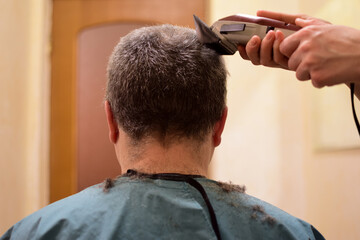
[266,31,274,40]
[250,38,257,46]
[275,31,280,40]
[295,18,307,24]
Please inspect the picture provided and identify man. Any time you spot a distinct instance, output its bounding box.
[1,24,324,239]
[239,10,360,99]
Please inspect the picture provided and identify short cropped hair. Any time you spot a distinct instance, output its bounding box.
[106,24,227,142]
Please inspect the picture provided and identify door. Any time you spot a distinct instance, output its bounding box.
[51,0,207,202]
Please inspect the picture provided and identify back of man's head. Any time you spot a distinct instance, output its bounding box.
[106,24,227,144]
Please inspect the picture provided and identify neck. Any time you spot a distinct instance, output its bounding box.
[115,132,214,177]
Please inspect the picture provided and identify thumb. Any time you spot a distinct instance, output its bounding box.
[295,17,331,27]
[295,18,314,27]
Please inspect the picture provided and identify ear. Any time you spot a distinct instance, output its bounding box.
[213,107,228,147]
[105,101,119,143]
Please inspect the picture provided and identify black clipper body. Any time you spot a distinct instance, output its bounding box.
[194,14,301,55]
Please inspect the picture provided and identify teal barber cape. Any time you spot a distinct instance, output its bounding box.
[1,174,325,240]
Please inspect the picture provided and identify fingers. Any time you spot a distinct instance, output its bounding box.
[237,45,249,60]
[257,10,330,28]
[256,10,308,25]
[295,62,311,81]
[245,35,261,65]
[238,31,289,69]
[260,31,275,66]
[286,44,306,72]
[273,31,288,68]
[295,18,331,27]
[295,18,315,27]
[279,33,301,58]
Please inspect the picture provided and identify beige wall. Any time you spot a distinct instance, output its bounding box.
[209,0,360,240]
[301,1,360,239]
[0,0,51,234]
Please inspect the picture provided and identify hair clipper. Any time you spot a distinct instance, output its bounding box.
[193,14,301,55]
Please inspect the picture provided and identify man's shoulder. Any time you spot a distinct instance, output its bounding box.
[1,178,137,239]
[199,178,324,240]
[1,177,198,240]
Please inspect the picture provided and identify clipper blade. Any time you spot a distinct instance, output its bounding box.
[193,15,220,44]
[193,15,235,55]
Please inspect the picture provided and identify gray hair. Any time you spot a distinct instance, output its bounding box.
[106,24,227,143]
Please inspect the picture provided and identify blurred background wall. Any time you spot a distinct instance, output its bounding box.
[0,0,51,234]
[210,1,360,239]
[0,0,359,239]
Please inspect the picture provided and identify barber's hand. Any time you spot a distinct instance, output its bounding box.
[239,10,360,89]
[238,11,326,70]
[280,23,360,88]
[238,30,288,69]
